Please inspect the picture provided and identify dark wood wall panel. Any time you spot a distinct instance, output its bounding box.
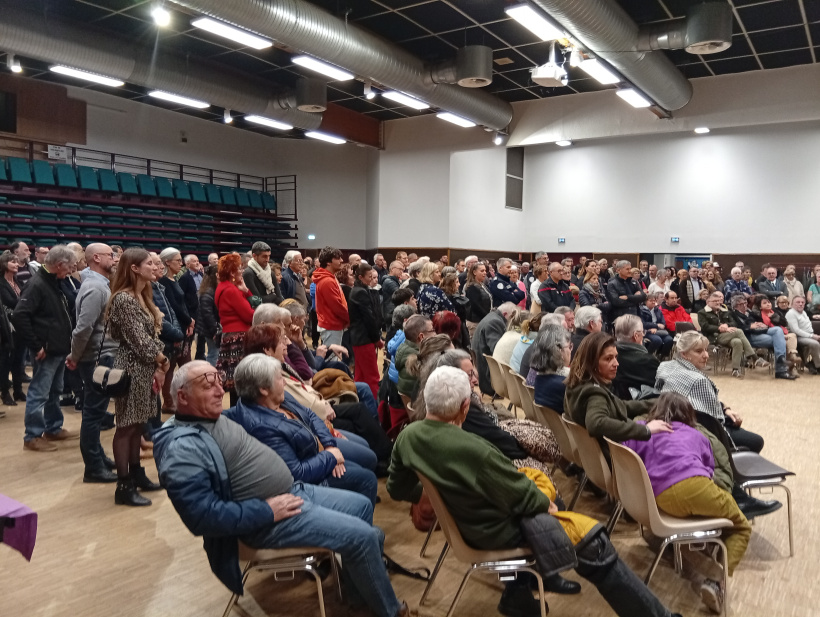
[0,74,86,146]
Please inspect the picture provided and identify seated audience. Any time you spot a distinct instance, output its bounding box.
[639,294,674,357]
[530,323,571,414]
[538,262,575,313]
[704,268,724,294]
[730,294,794,379]
[472,302,517,396]
[622,393,750,614]
[786,296,820,375]
[781,264,803,302]
[509,313,543,374]
[660,290,693,333]
[723,266,753,298]
[153,360,407,617]
[751,295,800,369]
[387,366,682,617]
[807,267,820,315]
[758,265,787,300]
[554,305,575,332]
[698,292,758,378]
[463,261,492,337]
[417,262,454,317]
[612,314,660,400]
[432,309,468,351]
[492,307,529,367]
[571,306,602,360]
[607,260,646,322]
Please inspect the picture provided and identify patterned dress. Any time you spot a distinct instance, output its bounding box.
[416,283,454,318]
[109,292,163,426]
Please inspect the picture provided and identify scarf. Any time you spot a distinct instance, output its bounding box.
[247,257,275,295]
[583,282,602,300]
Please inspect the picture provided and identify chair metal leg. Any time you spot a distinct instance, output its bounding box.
[673,544,683,574]
[420,543,449,605]
[445,567,478,617]
[567,472,587,511]
[329,553,343,602]
[222,561,253,617]
[520,566,548,617]
[305,566,328,617]
[715,538,729,617]
[420,519,438,558]
[645,538,671,586]
[605,502,623,534]
[781,483,794,557]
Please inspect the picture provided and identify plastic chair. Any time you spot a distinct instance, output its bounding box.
[248,189,264,209]
[562,418,623,532]
[54,163,78,188]
[516,381,538,422]
[499,362,523,416]
[155,177,175,199]
[188,181,207,203]
[77,166,100,190]
[531,403,587,509]
[416,473,547,617]
[136,174,157,197]
[482,354,508,402]
[7,157,33,183]
[31,160,55,185]
[0,157,6,181]
[261,191,277,212]
[204,183,222,204]
[117,172,139,195]
[605,438,732,615]
[220,185,237,206]
[234,188,251,208]
[172,179,192,201]
[222,542,341,617]
[98,169,120,192]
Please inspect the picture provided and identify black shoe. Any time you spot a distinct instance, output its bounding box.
[100,413,116,431]
[498,583,545,617]
[59,395,76,407]
[13,390,26,402]
[807,364,819,375]
[532,574,581,595]
[102,454,116,470]
[21,374,31,383]
[738,496,782,520]
[775,371,797,380]
[114,478,152,506]
[1,391,15,406]
[131,464,163,491]
[83,468,118,483]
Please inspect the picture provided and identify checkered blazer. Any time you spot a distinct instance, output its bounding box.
[655,358,724,420]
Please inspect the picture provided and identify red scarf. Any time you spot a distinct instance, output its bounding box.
[761,309,787,335]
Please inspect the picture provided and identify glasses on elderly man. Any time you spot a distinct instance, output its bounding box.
[183,371,225,388]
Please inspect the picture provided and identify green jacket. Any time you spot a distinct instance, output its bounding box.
[697,305,738,343]
[395,339,419,397]
[387,420,551,550]
[564,382,654,443]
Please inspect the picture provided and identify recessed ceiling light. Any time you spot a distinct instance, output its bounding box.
[244,115,293,130]
[578,58,620,85]
[504,4,565,42]
[8,54,22,73]
[191,17,273,50]
[306,131,346,145]
[694,127,710,134]
[437,112,476,128]
[382,91,429,109]
[148,90,210,108]
[555,140,572,147]
[616,88,652,108]
[291,55,354,81]
[151,6,171,27]
[49,65,124,87]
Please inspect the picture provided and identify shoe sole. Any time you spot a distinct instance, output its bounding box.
[83,476,118,484]
[700,584,723,614]
[742,501,783,520]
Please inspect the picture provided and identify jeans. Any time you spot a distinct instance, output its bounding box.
[749,326,786,358]
[242,482,400,617]
[327,460,378,506]
[24,353,66,442]
[201,336,219,367]
[355,383,379,418]
[78,356,113,471]
[644,332,674,356]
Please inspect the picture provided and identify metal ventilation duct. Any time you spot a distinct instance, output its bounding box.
[169,0,514,130]
[638,2,733,55]
[429,46,494,88]
[529,0,694,111]
[0,6,322,130]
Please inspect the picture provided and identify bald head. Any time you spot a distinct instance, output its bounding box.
[85,243,115,276]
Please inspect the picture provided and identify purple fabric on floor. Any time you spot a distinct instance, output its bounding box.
[0,494,38,561]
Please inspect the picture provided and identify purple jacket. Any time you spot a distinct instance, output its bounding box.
[622,421,714,497]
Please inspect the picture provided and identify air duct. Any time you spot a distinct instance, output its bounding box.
[638,2,733,55]
[169,0,514,130]
[0,6,322,130]
[529,0,694,110]
[429,46,494,88]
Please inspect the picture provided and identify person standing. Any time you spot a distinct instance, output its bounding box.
[313,246,349,350]
[157,248,193,412]
[280,250,308,309]
[12,245,78,451]
[607,260,646,322]
[194,265,221,367]
[179,254,204,360]
[0,253,26,405]
[380,260,405,325]
[489,257,525,308]
[10,241,36,287]
[215,254,256,403]
[243,241,284,305]
[348,263,383,401]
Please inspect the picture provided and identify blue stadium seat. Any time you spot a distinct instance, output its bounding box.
[60,203,81,211]
[98,169,119,192]
[220,186,237,206]
[7,157,33,183]
[172,179,191,201]
[204,183,222,204]
[32,160,55,185]
[155,177,175,199]
[105,205,124,214]
[188,182,207,203]
[136,174,157,197]
[261,192,277,212]
[36,200,59,208]
[84,204,104,213]
[0,158,6,181]
[77,166,100,191]
[54,164,79,188]
[117,172,139,195]
[247,190,263,209]
[234,188,251,208]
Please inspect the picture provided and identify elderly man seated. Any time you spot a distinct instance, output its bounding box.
[730,295,795,379]
[659,291,693,334]
[611,315,660,400]
[387,367,681,617]
[698,292,758,378]
[153,360,408,617]
[786,296,820,375]
[723,267,753,298]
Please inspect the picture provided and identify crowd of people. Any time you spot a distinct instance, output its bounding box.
[2,239,816,617]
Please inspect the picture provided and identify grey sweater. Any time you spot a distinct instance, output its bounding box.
[70,269,117,363]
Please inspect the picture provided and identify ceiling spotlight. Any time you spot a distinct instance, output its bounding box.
[305,131,346,145]
[191,17,273,50]
[694,127,710,134]
[244,115,293,130]
[291,55,353,81]
[505,4,565,42]
[224,109,233,124]
[148,90,210,108]
[616,88,652,108]
[49,65,124,87]
[151,5,171,27]
[8,54,22,74]
[437,112,476,128]
[555,140,572,147]
[364,81,376,100]
[382,91,429,110]
[493,132,509,146]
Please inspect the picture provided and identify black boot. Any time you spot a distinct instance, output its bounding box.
[1,391,15,406]
[131,464,163,491]
[775,356,796,380]
[114,478,152,506]
[13,390,26,402]
[102,454,116,470]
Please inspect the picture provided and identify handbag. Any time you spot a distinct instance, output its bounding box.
[91,321,131,398]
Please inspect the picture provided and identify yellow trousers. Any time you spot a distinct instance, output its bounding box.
[655,476,750,575]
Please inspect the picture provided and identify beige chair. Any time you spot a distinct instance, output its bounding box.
[483,354,508,402]
[223,543,341,617]
[499,361,522,416]
[605,438,732,616]
[531,403,587,510]
[518,382,538,423]
[562,418,623,533]
[416,473,547,617]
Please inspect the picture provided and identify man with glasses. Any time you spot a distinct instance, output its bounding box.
[29,245,50,273]
[730,294,794,379]
[380,260,405,325]
[612,315,661,399]
[154,359,408,617]
[280,250,307,309]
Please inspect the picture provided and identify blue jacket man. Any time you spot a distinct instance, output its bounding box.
[489,258,525,308]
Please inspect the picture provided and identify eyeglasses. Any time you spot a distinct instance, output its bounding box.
[184,371,225,388]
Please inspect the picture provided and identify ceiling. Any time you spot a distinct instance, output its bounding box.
[3,0,818,132]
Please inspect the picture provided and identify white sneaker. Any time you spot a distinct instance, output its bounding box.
[700,579,724,615]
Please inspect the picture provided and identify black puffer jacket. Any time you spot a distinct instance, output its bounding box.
[195,288,220,339]
[12,267,73,355]
[348,281,382,347]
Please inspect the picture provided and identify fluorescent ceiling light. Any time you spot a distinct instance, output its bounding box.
[49,65,124,87]
[436,112,476,128]
[291,55,353,81]
[694,127,710,134]
[244,115,293,130]
[616,88,651,108]
[191,17,273,50]
[578,58,620,85]
[555,140,572,147]
[8,54,22,73]
[148,90,210,108]
[306,131,346,145]
[382,91,429,110]
[151,6,171,27]
[504,4,565,42]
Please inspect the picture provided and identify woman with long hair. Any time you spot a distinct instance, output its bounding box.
[491,306,529,366]
[106,248,168,506]
[214,253,255,404]
[463,261,491,338]
[578,272,611,329]
[0,252,25,405]
[440,272,471,346]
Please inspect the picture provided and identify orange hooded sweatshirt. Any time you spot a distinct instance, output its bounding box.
[313,267,350,331]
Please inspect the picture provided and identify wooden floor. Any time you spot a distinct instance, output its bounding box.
[0,366,816,617]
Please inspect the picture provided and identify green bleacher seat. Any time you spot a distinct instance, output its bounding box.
[105,205,124,213]
[182,236,198,242]
[98,169,119,192]
[188,182,207,203]
[54,164,78,188]
[85,227,103,236]
[180,212,197,219]
[9,223,34,233]
[61,202,81,210]
[144,209,163,217]
[36,200,59,208]
[117,172,139,195]
[37,225,59,234]
[164,232,180,240]
[172,179,191,200]
[247,190,263,209]
[77,166,100,190]
[125,218,142,226]
[11,213,31,220]
[84,204,104,213]
[108,228,124,236]
[164,221,180,229]
[137,174,157,197]
[237,218,252,225]
[204,183,222,204]
[32,160,55,185]
[0,158,6,182]
[107,217,124,225]
[234,188,251,208]
[199,214,213,221]
[11,200,34,206]
[0,196,7,203]
[37,212,58,221]
[0,223,8,232]
[146,220,162,228]
[39,239,59,247]
[155,177,175,199]
[62,226,81,234]
[261,192,277,212]
[61,214,82,223]
[220,186,237,206]
[7,157,33,183]
[0,210,7,218]
[84,216,103,224]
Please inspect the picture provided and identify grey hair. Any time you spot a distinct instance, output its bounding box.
[184,254,198,266]
[677,330,709,355]
[574,306,602,330]
[392,303,416,328]
[539,313,566,330]
[465,255,478,265]
[614,259,631,271]
[654,291,665,303]
[535,251,548,260]
[44,244,76,268]
[554,306,573,317]
[159,247,181,264]
[531,324,571,374]
[404,314,431,343]
[614,314,643,342]
[505,307,529,332]
[496,257,512,270]
[731,267,742,276]
[283,250,300,266]
[252,303,290,326]
[424,366,471,421]
[284,303,307,318]
[708,291,723,300]
[251,241,271,255]
[234,354,281,401]
[435,349,471,370]
[407,260,425,278]
[170,360,212,404]
[730,294,748,308]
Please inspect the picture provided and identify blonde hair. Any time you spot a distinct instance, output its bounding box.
[418,262,439,285]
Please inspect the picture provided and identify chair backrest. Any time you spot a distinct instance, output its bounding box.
[234,187,251,207]
[261,191,277,212]
[519,382,538,422]
[604,438,662,529]
[155,177,175,199]
[562,417,616,498]
[483,354,508,399]
[690,313,700,331]
[188,181,207,203]
[0,157,6,181]
[31,160,55,185]
[532,403,581,467]
[54,163,78,188]
[500,363,522,408]
[220,185,237,206]
[204,183,222,204]
[116,172,139,194]
[136,174,157,197]
[172,178,192,201]
[248,189,264,209]
[7,157,33,183]
[77,165,100,190]
[98,169,120,192]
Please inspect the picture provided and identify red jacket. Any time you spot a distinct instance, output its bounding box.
[313,267,350,331]
[214,281,255,333]
[660,302,692,333]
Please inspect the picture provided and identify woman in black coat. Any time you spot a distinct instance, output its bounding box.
[156,248,192,413]
[194,265,220,366]
[347,263,383,401]
[463,261,491,339]
[0,253,26,405]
